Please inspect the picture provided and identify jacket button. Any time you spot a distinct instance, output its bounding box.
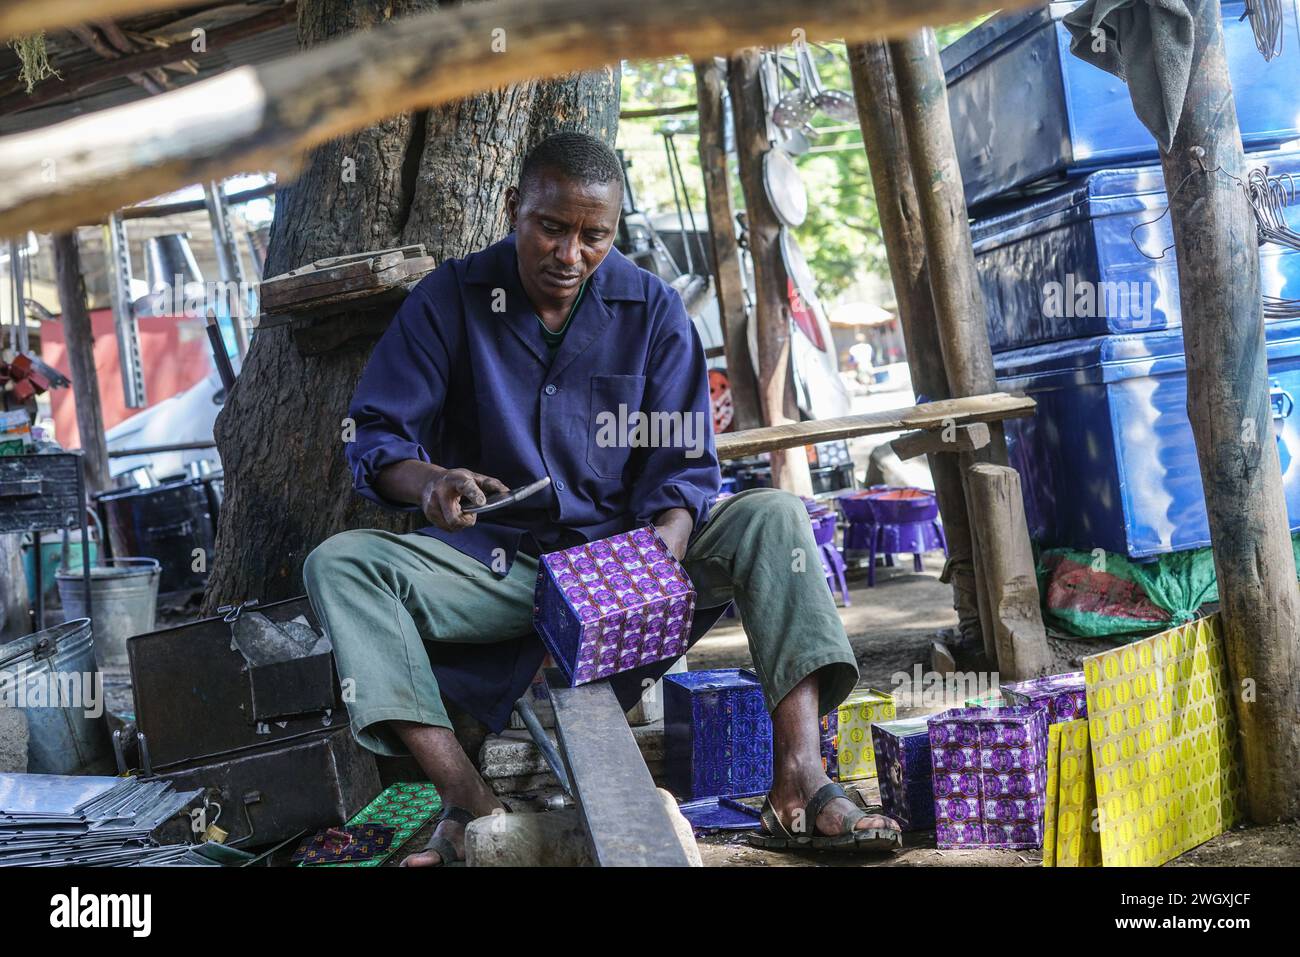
[544,384,557,396]
[555,480,567,492]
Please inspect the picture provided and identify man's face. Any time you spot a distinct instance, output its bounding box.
[507,171,622,307]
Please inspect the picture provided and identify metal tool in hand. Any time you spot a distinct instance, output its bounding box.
[461,475,552,515]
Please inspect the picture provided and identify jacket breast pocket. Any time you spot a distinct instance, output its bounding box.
[587,374,647,479]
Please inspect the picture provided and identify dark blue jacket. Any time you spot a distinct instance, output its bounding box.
[345,234,724,729]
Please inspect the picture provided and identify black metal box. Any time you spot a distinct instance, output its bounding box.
[156,726,381,847]
[128,597,344,769]
[0,452,84,534]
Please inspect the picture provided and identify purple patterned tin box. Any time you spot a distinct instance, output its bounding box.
[870,717,934,831]
[532,526,696,686]
[1000,672,1087,724]
[927,706,1049,849]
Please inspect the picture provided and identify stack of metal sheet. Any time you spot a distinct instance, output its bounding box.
[0,773,204,866]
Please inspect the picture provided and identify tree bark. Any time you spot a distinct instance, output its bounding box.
[726,48,811,495]
[202,0,619,613]
[51,230,111,497]
[694,57,761,431]
[1159,1,1300,822]
[847,39,983,647]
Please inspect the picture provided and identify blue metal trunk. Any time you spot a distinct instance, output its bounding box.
[943,1,1300,210]
[995,319,1300,558]
[971,147,1300,353]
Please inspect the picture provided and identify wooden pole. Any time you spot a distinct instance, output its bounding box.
[51,230,111,497]
[1159,1,1300,821]
[891,27,1016,662]
[0,0,1029,236]
[888,28,1001,408]
[727,48,810,494]
[693,57,761,432]
[847,38,984,646]
[965,464,1052,681]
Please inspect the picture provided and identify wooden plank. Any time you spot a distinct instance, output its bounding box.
[0,1,197,41]
[714,392,1034,461]
[546,671,691,867]
[891,422,989,461]
[1159,0,1300,821]
[0,5,297,110]
[0,0,1031,237]
[964,464,1052,681]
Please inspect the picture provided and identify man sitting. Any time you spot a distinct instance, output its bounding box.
[304,131,901,865]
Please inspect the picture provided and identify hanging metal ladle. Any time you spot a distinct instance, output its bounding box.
[799,40,857,122]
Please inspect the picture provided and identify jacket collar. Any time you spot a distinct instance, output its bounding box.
[464,233,646,371]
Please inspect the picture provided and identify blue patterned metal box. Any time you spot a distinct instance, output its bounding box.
[664,669,773,800]
[871,717,935,831]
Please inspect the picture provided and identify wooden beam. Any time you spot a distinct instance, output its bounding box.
[715,392,1034,460]
[964,464,1052,681]
[1159,1,1300,821]
[848,37,985,645]
[546,671,692,867]
[0,1,202,41]
[0,0,1028,237]
[619,102,696,119]
[693,56,760,431]
[891,421,989,460]
[51,230,111,496]
[727,48,810,495]
[0,5,298,113]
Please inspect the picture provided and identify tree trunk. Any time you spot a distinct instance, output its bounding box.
[846,39,983,646]
[726,48,811,495]
[1159,1,1300,822]
[202,0,619,613]
[694,56,761,432]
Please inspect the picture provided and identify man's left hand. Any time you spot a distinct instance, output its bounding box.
[653,507,694,561]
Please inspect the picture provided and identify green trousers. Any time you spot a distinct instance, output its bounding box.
[304,487,859,756]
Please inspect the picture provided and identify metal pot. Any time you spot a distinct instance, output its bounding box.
[0,619,109,774]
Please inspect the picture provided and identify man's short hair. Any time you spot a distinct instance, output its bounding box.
[520,131,623,196]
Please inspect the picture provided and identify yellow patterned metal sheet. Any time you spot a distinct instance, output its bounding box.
[1082,615,1244,867]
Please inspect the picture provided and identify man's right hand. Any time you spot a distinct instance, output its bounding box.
[420,468,510,532]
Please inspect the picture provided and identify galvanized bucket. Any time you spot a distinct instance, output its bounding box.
[56,558,161,670]
[0,619,109,774]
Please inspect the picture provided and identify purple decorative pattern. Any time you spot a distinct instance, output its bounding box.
[533,526,697,686]
[926,706,1049,849]
[1000,672,1088,725]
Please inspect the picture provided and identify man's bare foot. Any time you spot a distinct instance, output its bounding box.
[401,785,504,867]
[769,758,896,838]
